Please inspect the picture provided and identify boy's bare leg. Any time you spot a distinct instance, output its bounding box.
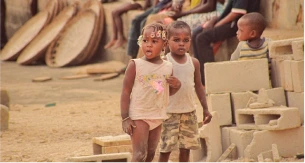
[159,152,171,162]
[146,125,162,161]
[179,148,190,162]
[131,120,150,162]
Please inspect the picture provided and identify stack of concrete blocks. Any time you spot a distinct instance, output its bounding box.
[190,45,304,162]
[1,88,10,131]
[66,134,132,162]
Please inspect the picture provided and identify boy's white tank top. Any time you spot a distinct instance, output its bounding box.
[129,58,173,120]
[166,53,197,113]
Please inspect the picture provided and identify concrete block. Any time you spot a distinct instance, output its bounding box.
[66,152,131,162]
[221,127,255,159]
[0,88,10,108]
[205,59,270,94]
[283,60,293,91]
[291,40,304,61]
[257,150,273,161]
[291,60,304,93]
[92,134,131,154]
[286,92,304,124]
[271,58,286,88]
[244,126,304,160]
[272,144,281,162]
[269,37,303,58]
[236,107,301,130]
[0,104,9,131]
[102,145,132,154]
[207,93,232,126]
[231,88,286,123]
[190,112,222,162]
[216,143,236,162]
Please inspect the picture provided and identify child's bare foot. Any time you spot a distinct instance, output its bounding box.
[104,40,117,49]
[112,39,127,49]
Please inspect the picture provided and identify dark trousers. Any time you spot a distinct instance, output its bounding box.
[0,0,7,49]
[127,7,161,58]
[192,21,238,85]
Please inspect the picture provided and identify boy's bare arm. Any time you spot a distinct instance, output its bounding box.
[167,75,181,96]
[192,58,212,124]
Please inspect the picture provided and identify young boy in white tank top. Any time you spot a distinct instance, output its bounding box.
[158,21,212,162]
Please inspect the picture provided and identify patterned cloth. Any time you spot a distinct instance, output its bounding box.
[160,111,200,152]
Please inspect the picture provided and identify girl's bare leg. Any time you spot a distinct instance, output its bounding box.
[131,120,150,162]
[146,125,162,162]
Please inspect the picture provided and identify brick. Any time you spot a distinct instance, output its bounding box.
[216,143,236,162]
[291,40,304,61]
[231,88,286,123]
[291,60,304,92]
[207,93,232,126]
[92,134,131,147]
[66,152,131,162]
[205,59,270,94]
[0,88,10,108]
[236,107,301,130]
[190,112,222,162]
[283,60,293,91]
[269,37,303,58]
[221,127,254,158]
[102,145,132,154]
[272,144,281,162]
[0,105,9,131]
[244,126,304,160]
[286,92,304,124]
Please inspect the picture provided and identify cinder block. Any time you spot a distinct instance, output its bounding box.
[271,58,285,88]
[102,145,132,154]
[236,107,301,130]
[257,150,273,161]
[216,143,236,162]
[291,60,304,93]
[231,88,286,124]
[291,40,304,61]
[286,92,304,124]
[205,59,270,94]
[244,126,304,160]
[92,134,131,155]
[0,105,9,131]
[283,60,293,91]
[0,88,10,108]
[272,144,281,162]
[221,127,254,158]
[207,93,232,126]
[269,37,303,58]
[190,112,222,162]
[66,152,131,162]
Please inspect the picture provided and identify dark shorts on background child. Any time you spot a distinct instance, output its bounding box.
[160,111,200,152]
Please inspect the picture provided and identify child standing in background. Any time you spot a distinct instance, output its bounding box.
[158,21,212,162]
[230,12,270,61]
[121,23,181,162]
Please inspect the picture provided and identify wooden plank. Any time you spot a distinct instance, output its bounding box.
[216,143,236,162]
[66,152,131,162]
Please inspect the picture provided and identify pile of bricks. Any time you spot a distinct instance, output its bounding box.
[191,37,304,162]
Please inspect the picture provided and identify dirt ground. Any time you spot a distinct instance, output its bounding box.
[0,29,304,162]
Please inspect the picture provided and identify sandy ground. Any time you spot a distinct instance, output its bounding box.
[0,29,304,162]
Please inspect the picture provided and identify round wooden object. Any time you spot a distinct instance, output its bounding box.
[46,10,96,67]
[17,5,77,65]
[0,10,49,61]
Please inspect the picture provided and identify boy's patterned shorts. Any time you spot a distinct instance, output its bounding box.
[159,111,201,153]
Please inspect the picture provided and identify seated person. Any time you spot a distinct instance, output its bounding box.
[104,0,152,49]
[230,12,270,61]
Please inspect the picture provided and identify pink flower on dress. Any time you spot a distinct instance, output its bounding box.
[151,80,164,94]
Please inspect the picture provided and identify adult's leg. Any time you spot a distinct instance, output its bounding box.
[131,120,150,162]
[179,148,190,162]
[146,125,162,161]
[127,7,155,58]
[195,23,238,85]
[105,3,142,49]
